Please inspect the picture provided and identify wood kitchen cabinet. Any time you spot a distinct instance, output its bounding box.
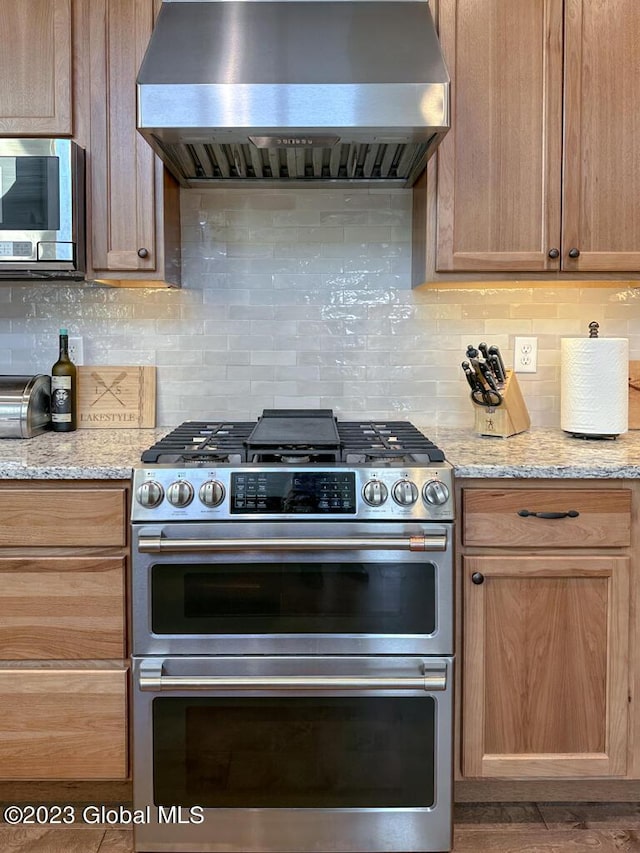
[0,666,127,779]
[435,0,640,274]
[78,0,181,286]
[459,483,633,781]
[0,0,73,135]
[0,481,129,781]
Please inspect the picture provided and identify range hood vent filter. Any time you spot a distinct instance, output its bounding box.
[153,138,435,186]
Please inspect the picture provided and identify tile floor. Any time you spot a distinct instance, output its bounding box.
[1,803,640,852]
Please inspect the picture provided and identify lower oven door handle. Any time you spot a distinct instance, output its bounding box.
[137,534,447,553]
[138,669,447,693]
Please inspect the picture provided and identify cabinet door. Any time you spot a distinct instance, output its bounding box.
[0,556,125,659]
[463,487,631,548]
[463,555,629,778]
[0,487,126,547]
[0,667,127,779]
[88,0,158,273]
[436,0,563,272]
[562,0,640,272]
[0,0,72,135]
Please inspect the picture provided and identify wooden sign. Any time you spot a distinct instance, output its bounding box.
[77,366,156,429]
[629,361,640,429]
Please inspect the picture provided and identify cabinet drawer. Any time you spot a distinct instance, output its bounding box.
[463,488,631,548]
[0,557,125,659]
[0,488,126,546]
[0,667,127,779]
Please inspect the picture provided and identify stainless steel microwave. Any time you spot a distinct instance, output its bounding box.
[0,138,85,280]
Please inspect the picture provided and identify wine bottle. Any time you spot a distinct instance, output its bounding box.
[51,328,77,432]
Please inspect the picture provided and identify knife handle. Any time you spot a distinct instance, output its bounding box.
[488,345,507,383]
[478,342,489,360]
[469,357,488,388]
[488,354,505,385]
[477,360,499,392]
[461,361,478,390]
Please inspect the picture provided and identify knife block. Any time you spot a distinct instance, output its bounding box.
[471,370,531,438]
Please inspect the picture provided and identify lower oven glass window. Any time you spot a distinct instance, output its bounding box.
[153,696,436,808]
[151,562,436,635]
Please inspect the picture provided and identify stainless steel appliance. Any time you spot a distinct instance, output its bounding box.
[0,138,85,280]
[131,410,454,853]
[0,375,51,437]
[137,0,450,187]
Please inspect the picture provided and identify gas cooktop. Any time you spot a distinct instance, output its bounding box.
[141,409,446,466]
[133,410,453,522]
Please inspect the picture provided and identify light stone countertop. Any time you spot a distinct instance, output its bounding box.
[1,425,640,479]
[431,426,640,479]
[0,428,169,479]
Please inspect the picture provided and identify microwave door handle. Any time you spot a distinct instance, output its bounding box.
[137,534,447,554]
[138,665,448,693]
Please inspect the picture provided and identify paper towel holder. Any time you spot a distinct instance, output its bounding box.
[561,321,629,440]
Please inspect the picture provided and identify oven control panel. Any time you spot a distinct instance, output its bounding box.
[230,471,356,514]
[131,464,454,522]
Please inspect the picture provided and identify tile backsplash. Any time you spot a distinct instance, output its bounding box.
[3,187,640,428]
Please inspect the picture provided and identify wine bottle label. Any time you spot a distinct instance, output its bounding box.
[51,376,73,423]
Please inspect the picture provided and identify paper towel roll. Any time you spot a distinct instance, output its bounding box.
[561,337,629,436]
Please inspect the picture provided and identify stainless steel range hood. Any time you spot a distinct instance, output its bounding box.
[137,0,450,187]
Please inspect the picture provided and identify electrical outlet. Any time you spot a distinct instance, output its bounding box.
[68,336,84,365]
[514,336,538,373]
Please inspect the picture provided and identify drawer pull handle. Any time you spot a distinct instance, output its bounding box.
[518,509,580,519]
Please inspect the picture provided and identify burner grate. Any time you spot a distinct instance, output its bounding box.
[338,421,445,463]
[140,422,254,463]
[140,417,445,465]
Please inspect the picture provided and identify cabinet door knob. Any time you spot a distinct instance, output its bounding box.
[471,572,484,585]
[568,247,580,259]
[548,248,560,259]
[137,247,149,258]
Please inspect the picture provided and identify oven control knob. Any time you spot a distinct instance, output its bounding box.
[199,480,225,508]
[166,480,194,508]
[422,479,450,506]
[363,479,388,506]
[392,479,419,506]
[136,480,164,508]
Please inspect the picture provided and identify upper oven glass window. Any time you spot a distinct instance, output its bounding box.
[151,561,437,635]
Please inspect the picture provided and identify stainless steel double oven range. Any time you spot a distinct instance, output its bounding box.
[131,409,454,853]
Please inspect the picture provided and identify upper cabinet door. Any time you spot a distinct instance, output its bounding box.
[88,0,157,273]
[562,0,640,272]
[0,0,72,135]
[436,0,564,272]
[84,0,181,284]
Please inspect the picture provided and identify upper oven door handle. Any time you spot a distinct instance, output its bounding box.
[137,533,447,553]
[138,662,448,693]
